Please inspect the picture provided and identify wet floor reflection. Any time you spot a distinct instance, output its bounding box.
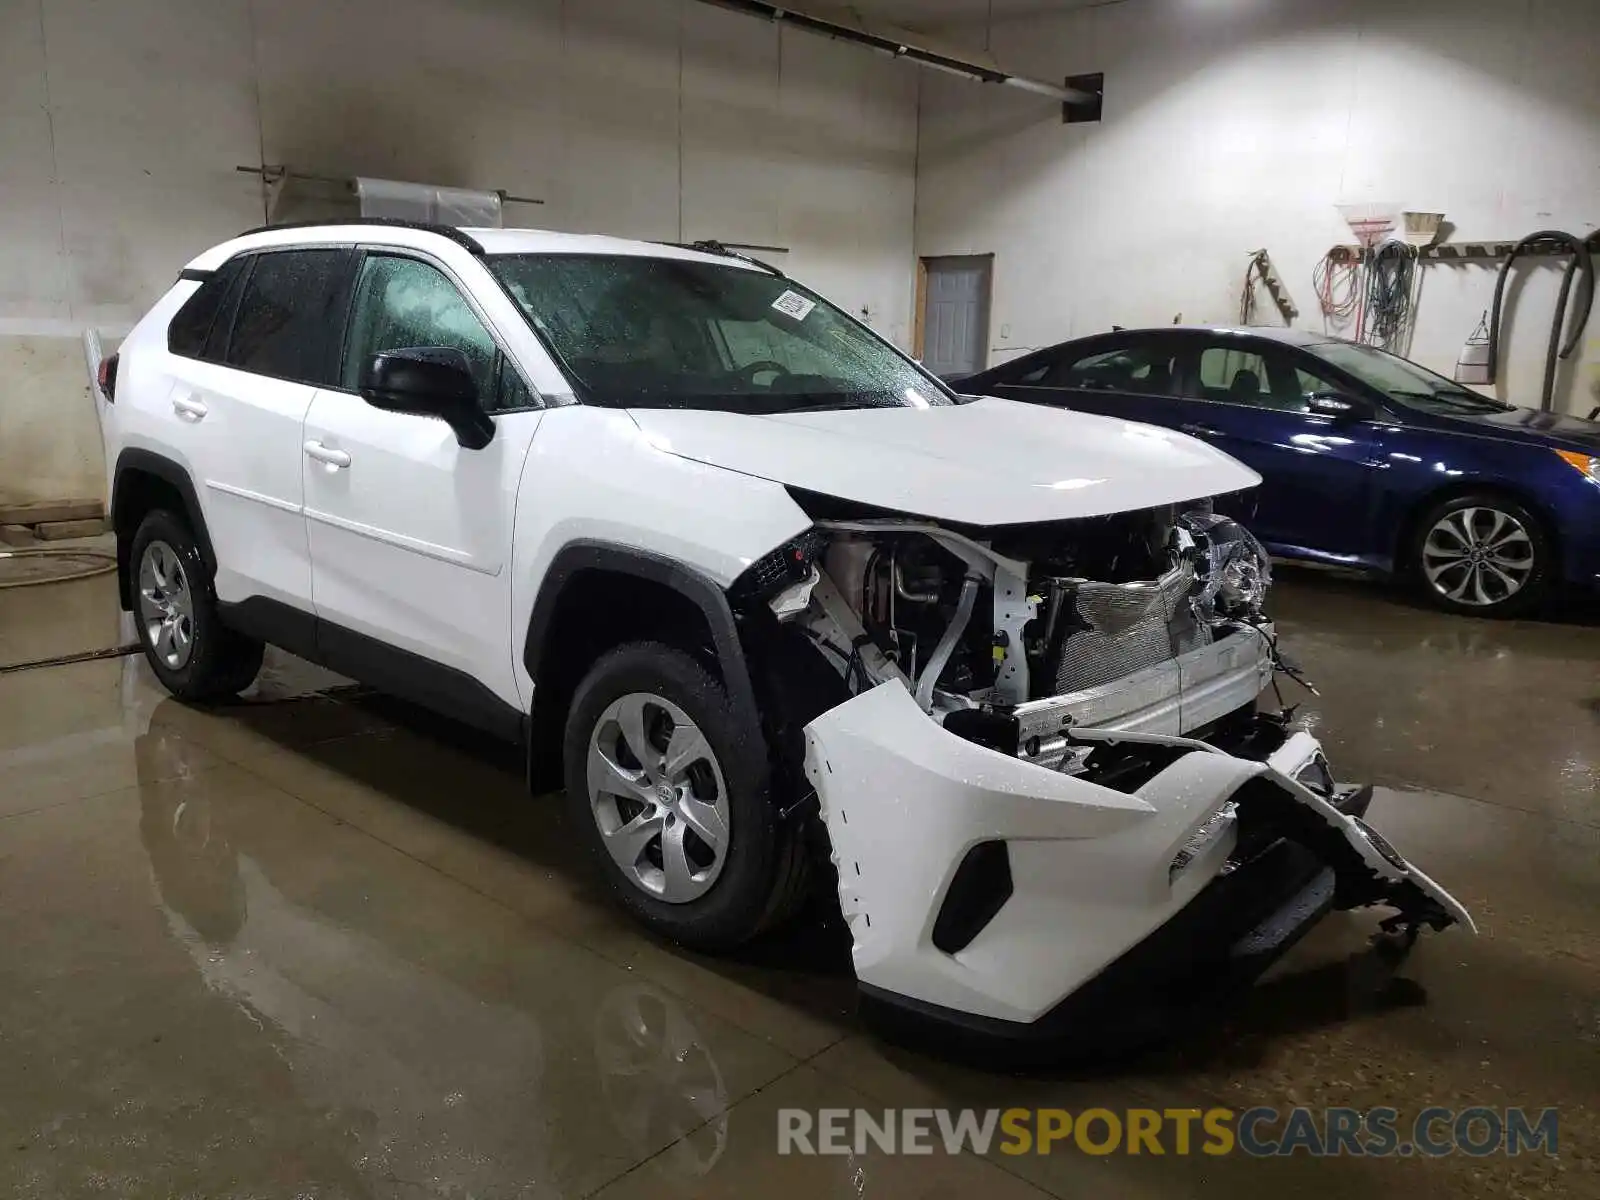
[126,720,772,1198]
[1269,568,1600,824]
[594,984,729,1181]
[1,570,1597,1197]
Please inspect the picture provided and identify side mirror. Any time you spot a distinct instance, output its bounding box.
[359,347,495,450]
[1306,390,1371,420]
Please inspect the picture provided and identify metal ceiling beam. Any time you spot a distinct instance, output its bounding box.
[691,0,1097,106]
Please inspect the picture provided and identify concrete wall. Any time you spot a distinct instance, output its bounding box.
[914,0,1600,417]
[0,0,919,505]
[10,0,1598,508]
[0,336,109,506]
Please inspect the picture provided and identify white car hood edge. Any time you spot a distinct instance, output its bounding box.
[627,397,1260,526]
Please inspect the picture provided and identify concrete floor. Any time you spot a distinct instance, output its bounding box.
[0,568,1595,1199]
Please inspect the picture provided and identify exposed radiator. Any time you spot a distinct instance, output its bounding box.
[1053,562,1208,693]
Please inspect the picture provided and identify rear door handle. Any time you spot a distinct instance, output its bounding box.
[303,441,351,469]
[1180,422,1222,438]
[172,395,208,420]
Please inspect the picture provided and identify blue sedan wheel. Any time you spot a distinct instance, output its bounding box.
[1413,495,1547,617]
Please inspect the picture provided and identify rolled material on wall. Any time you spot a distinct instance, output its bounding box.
[355,178,503,227]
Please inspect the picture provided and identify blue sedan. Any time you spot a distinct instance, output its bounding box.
[958,327,1600,617]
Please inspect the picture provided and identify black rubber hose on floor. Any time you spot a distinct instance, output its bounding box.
[1487,230,1595,411]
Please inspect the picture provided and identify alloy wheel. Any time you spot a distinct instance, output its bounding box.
[586,692,731,904]
[137,540,197,669]
[1421,506,1535,608]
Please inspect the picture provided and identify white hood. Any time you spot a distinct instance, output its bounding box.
[627,397,1260,526]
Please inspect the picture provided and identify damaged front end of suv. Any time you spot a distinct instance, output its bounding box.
[730,490,1472,1058]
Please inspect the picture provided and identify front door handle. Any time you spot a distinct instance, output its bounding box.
[1180,422,1222,438]
[172,395,208,420]
[303,441,351,469]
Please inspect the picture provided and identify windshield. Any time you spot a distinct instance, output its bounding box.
[490,253,955,412]
[1311,341,1515,414]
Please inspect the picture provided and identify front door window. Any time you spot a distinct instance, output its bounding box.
[343,255,530,411]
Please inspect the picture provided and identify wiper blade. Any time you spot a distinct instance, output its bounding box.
[1436,388,1507,406]
[775,400,879,413]
[1392,388,1510,411]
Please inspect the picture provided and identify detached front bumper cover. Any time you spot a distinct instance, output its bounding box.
[802,682,1472,1061]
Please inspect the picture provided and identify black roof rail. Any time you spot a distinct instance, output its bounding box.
[237,217,486,256]
[657,239,786,277]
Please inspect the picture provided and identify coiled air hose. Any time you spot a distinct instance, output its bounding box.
[1488,230,1595,411]
[1364,240,1418,351]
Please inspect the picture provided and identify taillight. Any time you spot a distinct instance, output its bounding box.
[97,353,119,403]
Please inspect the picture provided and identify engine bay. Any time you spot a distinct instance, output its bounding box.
[742,496,1285,774]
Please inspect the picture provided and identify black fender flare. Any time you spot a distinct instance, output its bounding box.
[521,540,758,716]
[110,448,215,609]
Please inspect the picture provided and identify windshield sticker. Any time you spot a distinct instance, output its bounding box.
[771,290,817,321]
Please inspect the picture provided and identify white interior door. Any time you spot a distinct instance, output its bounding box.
[920,256,992,378]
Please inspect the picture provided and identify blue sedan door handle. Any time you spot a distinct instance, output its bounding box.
[1180,422,1222,438]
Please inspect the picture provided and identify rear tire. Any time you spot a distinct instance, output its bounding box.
[1406,493,1550,618]
[563,641,807,952]
[130,509,263,701]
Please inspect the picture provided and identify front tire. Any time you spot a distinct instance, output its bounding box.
[130,509,263,700]
[563,641,806,952]
[1407,493,1550,618]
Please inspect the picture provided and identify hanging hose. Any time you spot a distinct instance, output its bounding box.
[1313,247,1361,326]
[1362,240,1418,351]
[1487,230,1595,411]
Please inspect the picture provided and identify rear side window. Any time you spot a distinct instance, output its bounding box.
[1006,358,1055,385]
[167,258,246,359]
[1058,342,1180,394]
[223,249,352,385]
[202,260,251,361]
[984,352,1059,387]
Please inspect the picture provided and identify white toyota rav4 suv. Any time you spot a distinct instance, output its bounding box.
[99,220,1468,1058]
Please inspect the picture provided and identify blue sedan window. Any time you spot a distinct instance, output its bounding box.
[1062,345,1178,394]
[1196,346,1309,412]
